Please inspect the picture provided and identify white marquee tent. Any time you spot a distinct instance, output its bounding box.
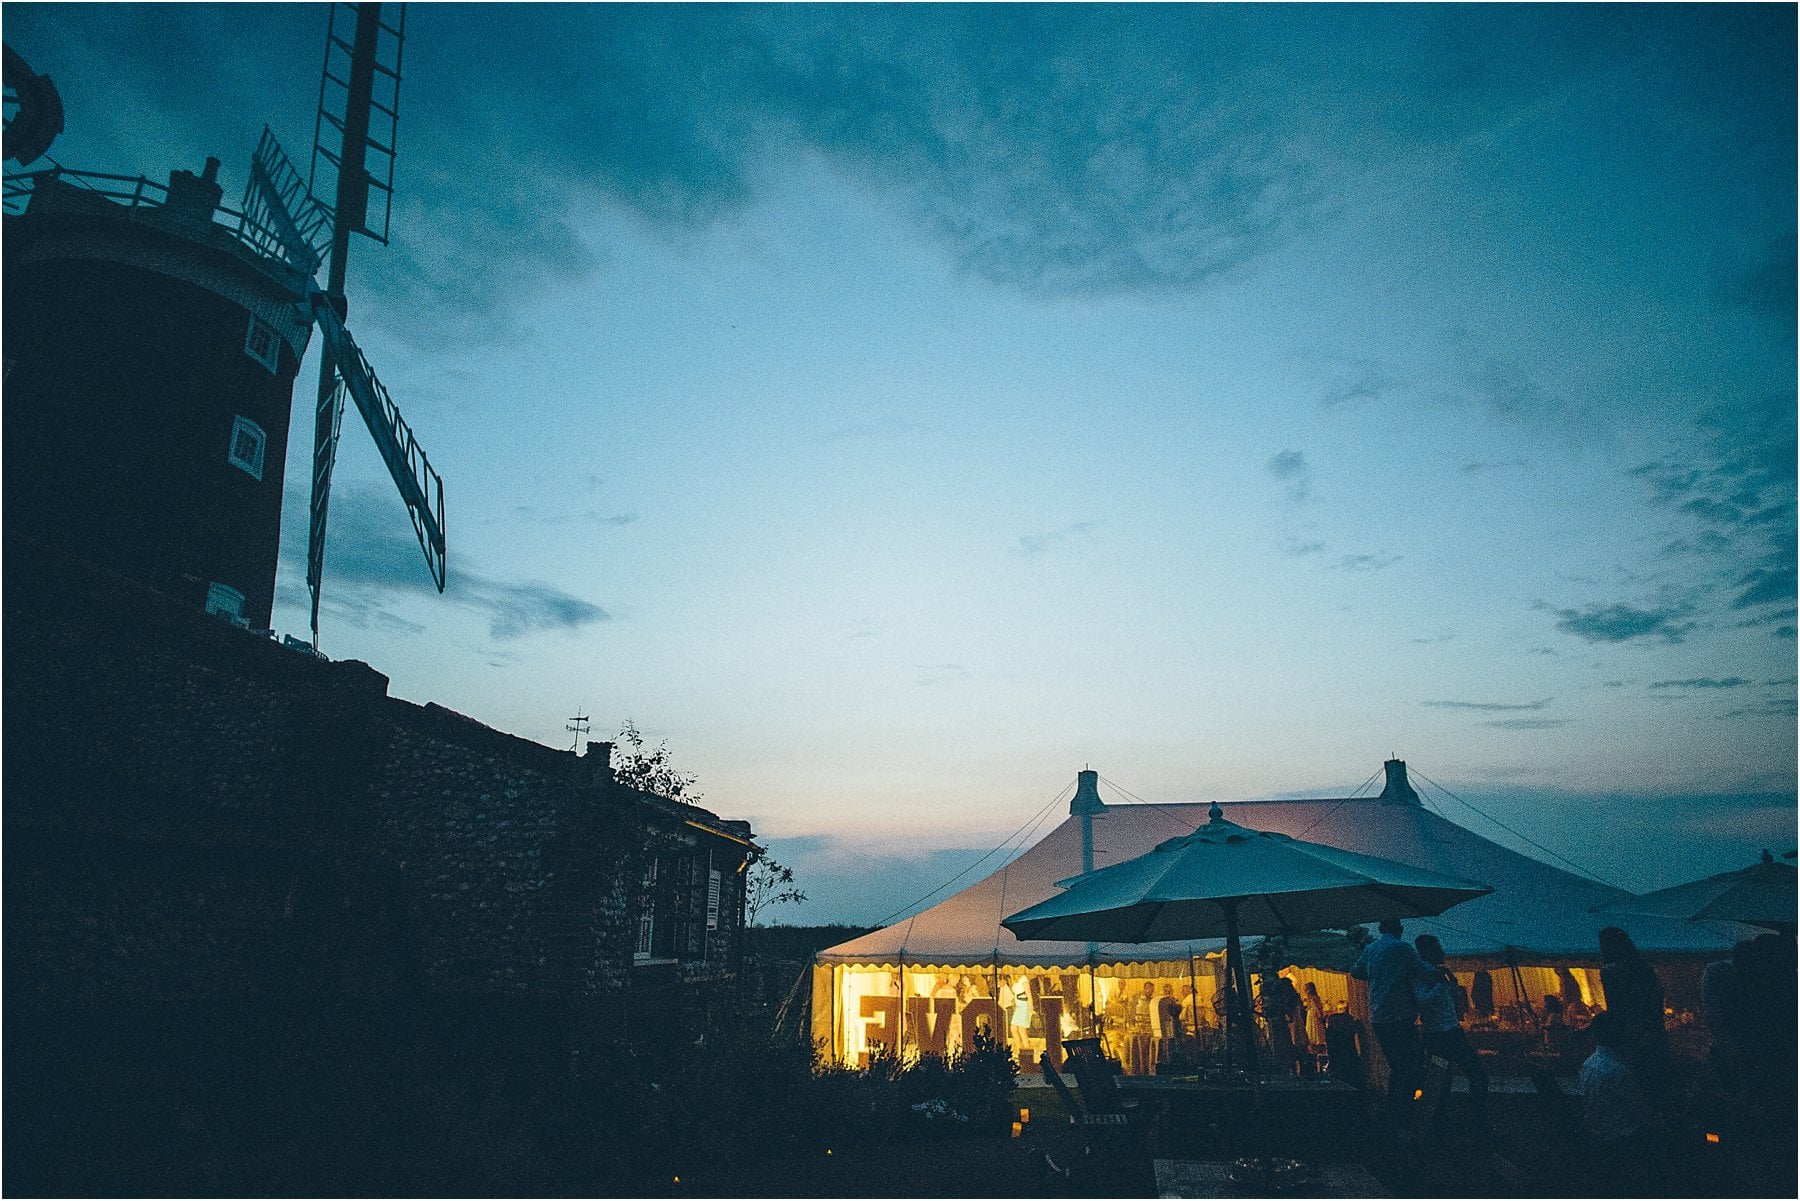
[811,761,1746,1071]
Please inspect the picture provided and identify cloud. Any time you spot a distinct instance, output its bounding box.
[1480,718,1572,730]
[1628,391,1796,627]
[1266,449,1311,503]
[1459,458,1527,475]
[1710,231,1798,320]
[504,505,640,529]
[1330,553,1401,572]
[1014,521,1096,557]
[287,486,609,642]
[1423,698,1552,712]
[1316,358,1391,408]
[1649,677,1752,690]
[1721,697,1799,720]
[1548,602,1696,645]
[1283,538,1326,557]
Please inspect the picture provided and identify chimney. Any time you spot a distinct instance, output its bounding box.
[163,156,224,226]
[1378,757,1422,805]
[1071,769,1106,816]
[581,739,615,787]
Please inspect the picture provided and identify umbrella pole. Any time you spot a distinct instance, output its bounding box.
[1222,904,1262,1099]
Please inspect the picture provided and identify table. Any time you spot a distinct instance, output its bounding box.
[1153,1158,1390,1198]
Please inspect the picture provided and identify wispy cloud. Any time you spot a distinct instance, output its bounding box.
[1628,390,1796,629]
[1283,538,1326,558]
[1459,458,1527,475]
[1649,677,1752,691]
[1316,357,1391,408]
[1331,552,1402,572]
[286,486,609,642]
[1710,230,1797,321]
[1547,601,1696,645]
[1267,449,1320,509]
[504,505,639,528]
[1481,717,1572,730]
[1014,521,1096,558]
[1423,698,1552,712]
[1721,697,1799,720]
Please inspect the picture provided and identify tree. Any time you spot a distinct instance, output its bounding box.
[745,856,807,927]
[611,719,702,803]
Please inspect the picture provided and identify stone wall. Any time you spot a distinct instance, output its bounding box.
[5,534,751,1042]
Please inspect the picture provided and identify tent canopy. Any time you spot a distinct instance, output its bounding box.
[817,762,1749,968]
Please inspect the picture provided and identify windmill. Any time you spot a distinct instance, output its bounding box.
[241,2,444,647]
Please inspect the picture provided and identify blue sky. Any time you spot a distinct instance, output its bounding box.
[9,3,1793,924]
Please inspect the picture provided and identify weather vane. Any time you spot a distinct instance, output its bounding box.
[565,711,590,752]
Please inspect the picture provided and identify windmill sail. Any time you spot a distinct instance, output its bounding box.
[305,359,350,628]
[242,127,332,276]
[310,295,446,593]
[310,3,402,245]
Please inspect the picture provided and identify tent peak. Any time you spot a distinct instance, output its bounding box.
[1071,768,1107,816]
[1379,758,1422,805]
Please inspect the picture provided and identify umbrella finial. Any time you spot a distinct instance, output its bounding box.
[1208,801,1224,823]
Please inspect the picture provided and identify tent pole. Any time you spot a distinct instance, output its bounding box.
[1187,947,1201,1065]
[898,954,906,1059]
[991,953,1001,1049]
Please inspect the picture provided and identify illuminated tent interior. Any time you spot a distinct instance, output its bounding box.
[812,761,1747,1074]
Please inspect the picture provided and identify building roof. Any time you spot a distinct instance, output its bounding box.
[816,762,1748,968]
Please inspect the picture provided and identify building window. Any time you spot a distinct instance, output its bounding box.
[244,315,281,373]
[205,582,246,623]
[707,868,722,931]
[635,857,659,962]
[228,416,266,480]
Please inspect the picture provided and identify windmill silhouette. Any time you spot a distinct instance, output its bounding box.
[3,4,444,646]
[242,3,445,646]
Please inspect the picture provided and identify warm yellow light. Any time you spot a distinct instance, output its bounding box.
[1011,1121,1023,1138]
[1705,1133,1721,1145]
[825,1149,833,1157]
[673,1177,681,1184]
[1019,1106,1031,1123]
[1413,1089,1424,1100]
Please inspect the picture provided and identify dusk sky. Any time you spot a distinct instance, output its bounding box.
[9,2,1793,925]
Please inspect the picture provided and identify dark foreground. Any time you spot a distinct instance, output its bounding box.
[8,1005,1793,1201]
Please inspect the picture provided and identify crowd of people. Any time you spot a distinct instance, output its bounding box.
[1330,915,1796,1190]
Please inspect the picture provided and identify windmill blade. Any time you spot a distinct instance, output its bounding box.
[242,127,332,276]
[306,365,350,635]
[311,3,404,246]
[311,293,446,592]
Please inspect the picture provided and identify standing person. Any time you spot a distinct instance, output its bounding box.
[1302,981,1329,1060]
[1351,916,1427,1114]
[1580,1012,1656,1194]
[1259,972,1302,1076]
[1598,926,1670,1102]
[1414,933,1489,1133]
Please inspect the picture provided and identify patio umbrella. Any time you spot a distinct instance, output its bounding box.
[1001,802,1492,1072]
[1595,850,1796,932]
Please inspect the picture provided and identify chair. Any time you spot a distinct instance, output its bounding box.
[1060,1038,1138,1124]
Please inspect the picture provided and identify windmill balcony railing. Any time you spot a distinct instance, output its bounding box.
[4,166,313,285]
